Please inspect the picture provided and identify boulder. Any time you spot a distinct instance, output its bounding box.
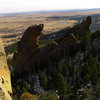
[0,38,12,100]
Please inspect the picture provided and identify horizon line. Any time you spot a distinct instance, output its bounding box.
[0,8,100,15]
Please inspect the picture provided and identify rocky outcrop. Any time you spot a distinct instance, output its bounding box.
[13,24,44,71]
[68,16,91,37]
[49,16,92,43]
[0,38,12,100]
[13,16,92,72]
[13,23,78,72]
[41,16,92,41]
[29,34,78,71]
[20,24,44,53]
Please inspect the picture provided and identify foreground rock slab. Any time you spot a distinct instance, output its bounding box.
[0,38,12,100]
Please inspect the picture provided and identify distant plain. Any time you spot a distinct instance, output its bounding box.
[0,10,100,47]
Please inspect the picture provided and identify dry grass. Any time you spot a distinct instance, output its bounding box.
[0,10,99,61]
[0,10,100,47]
[0,13,78,47]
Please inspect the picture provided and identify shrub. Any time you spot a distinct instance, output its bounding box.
[56,73,68,93]
[47,93,59,100]
[39,92,59,100]
[40,74,48,89]
[20,92,37,100]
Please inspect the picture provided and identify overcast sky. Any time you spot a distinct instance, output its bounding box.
[0,0,100,13]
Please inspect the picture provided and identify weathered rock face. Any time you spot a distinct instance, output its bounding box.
[29,34,77,70]
[67,16,92,37]
[13,23,78,72]
[20,24,44,53]
[49,16,92,44]
[13,16,91,72]
[0,38,12,100]
[13,24,44,71]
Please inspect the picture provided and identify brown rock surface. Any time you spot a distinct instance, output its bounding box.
[13,23,78,72]
[53,16,92,45]
[13,24,44,71]
[29,34,78,71]
[0,38,12,100]
[67,16,92,37]
[13,17,91,72]
[20,24,44,53]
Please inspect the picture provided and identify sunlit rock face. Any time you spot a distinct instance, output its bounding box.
[0,38,12,100]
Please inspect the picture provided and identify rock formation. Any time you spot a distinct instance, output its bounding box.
[68,16,91,37]
[47,16,92,43]
[13,24,44,71]
[13,23,78,72]
[13,16,91,73]
[29,34,78,71]
[20,24,44,53]
[0,38,12,100]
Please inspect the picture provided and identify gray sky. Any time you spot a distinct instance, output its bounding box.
[0,0,100,13]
